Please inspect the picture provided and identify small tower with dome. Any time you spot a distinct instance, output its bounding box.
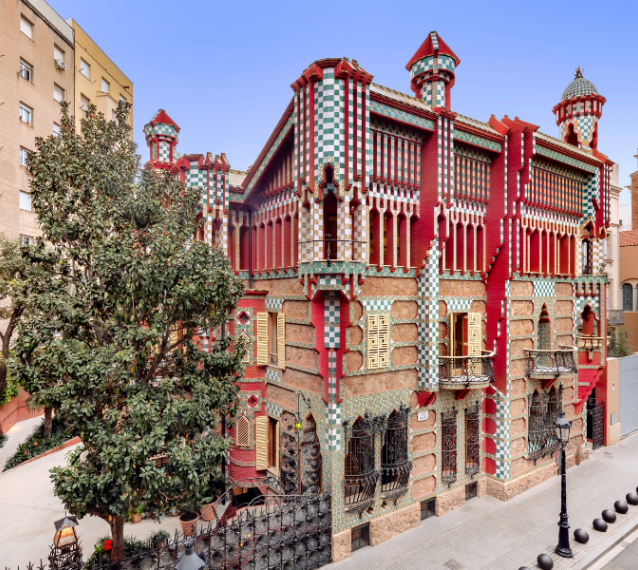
[553,68,606,152]
[143,109,180,165]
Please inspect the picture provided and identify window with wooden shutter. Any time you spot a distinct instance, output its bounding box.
[256,313,269,366]
[277,313,286,369]
[367,314,390,370]
[467,313,482,356]
[236,415,250,447]
[255,415,269,470]
[238,332,252,363]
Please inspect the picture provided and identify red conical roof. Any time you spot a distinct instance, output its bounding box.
[406,31,460,71]
[148,109,180,131]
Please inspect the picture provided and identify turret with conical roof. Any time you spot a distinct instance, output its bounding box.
[552,68,606,152]
[406,31,460,110]
[143,109,180,165]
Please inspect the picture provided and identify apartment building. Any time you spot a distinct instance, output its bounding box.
[144,32,612,562]
[0,0,134,245]
[0,0,74,243]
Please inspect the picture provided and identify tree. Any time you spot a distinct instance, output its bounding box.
[609,326,631,358]
[13,102,245,561]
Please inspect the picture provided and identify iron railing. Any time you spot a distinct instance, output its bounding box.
[441,408,458,487]
[608,309,624,326]
[297,234,364,267]
[439,351,495,387]
[577,335,606,350]
[525,347,577,377]
[343,416,378,513]
[527,386,563,463]
[465,405,481,478]
[582,264,593,275]
[380,409,412,503]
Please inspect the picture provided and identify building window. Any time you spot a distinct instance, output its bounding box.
[20,103,33,124]
[19,59,32,82]
[442,408,458,486]
[256,311,285,369]
[527,386,562,462]
[344,416,376,512]
[53,84,64,103]
[367,313,390,369]
[111,109,118,123]
[101,78,109,93]
[236,415,250,448]
[380,409,411,503]
[53,123,61,137]
[19,192,32,211]
[20,16,33,39]
[255,415,279,473]
[54,45,65,64]
[80,58,90,79]
[20,235,33,246]
[19,147,29,166]
[622,283,633,312]
[120,94,126,103]
[465,404,480,477]
[582,239,593,274]
[80,95,90,118]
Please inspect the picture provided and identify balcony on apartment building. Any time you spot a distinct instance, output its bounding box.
[608,310,624,326]
[525,347,578,378]
[439,351,495,389]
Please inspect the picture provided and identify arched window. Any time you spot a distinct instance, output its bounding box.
[538,304,551,351]
[581,304,596,336]
[228,223,236,270]
[369,209,380,267]
[529,230,540,273]
[323,190,338,261]
[236,415,250,447]
[380,409,410,500]
[582,239,593,274]
[623,283,633,312]
[274,218,283,269]
[344,416,376,511]
[283,215,291,268]
[239,225,250,271]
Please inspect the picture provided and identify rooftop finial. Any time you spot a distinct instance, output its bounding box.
[575,67,583,78]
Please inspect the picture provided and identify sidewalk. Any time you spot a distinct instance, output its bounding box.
[327,430,638,570]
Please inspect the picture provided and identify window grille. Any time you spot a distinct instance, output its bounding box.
[380,408,412,503]
[344,416,377,513]
[351,523,370,552]
[442,408,458,486]
[527,386,563,462]
[301,414,323,495]
[465,405,480,477]
[623,283,633,311]
[420,498,436,520]
[236,415,250,447]
[465,482,478,501]
[367,314,390,369]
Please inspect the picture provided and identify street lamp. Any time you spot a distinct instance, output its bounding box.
[554,410,573,558]
[174,538,206,570]
[53,515,79,551]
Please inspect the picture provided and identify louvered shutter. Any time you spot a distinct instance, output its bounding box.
[378,314,390,368]
[236,415,250,447]
[467,313,482,356]
[277,313,286,369]
[367,314,380,369]
[255,416,269,470]
[257,313,269,366]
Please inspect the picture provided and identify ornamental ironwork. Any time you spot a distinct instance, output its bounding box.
[525,348,577,377]
[465,404,480,478]
[281,411,300,495]
[343,416,377,514]
[301,415,323,495]
[439,351,495,387]
[380,408,412,504]
[441,408,458,487]
[527,386,563,463]
[589,400,605,450]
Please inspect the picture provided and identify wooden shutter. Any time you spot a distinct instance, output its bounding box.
[467,313,482,356]
[236,415,250,447]
[239,332,252,363]
[255,415,269,470]
[277,313,286,370]
[257,312,269,366]
[275,421,280,472]
[378,314,390,368]
[367,314,390,370]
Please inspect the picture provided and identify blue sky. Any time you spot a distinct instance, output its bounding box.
[50,0,636,204]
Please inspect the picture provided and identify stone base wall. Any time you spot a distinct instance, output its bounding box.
[369,503,420,546]
[332,529,351,563]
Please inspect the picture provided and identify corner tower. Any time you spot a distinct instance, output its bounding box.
[406,31,460,110]
[143,109,180,165]
[553,68,606,152]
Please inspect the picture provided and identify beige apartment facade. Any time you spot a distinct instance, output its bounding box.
[0,0,75,243]
[68,19,134,133]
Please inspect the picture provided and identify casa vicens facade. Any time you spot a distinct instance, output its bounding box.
[143,32,612,560]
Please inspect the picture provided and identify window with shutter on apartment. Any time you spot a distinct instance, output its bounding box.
[19,60,32,82]
[101,78,109,93]
[54,45,64,63]
[19,192,32,211]
[20,16,33,39]
[80,58,90,79]
[53,123,61,137]
[236,415,250,447]
[257,312,269,365]
[277,313,286,369]
[20,103,33,124]
[255,415,269,470]
[54,84,64,103]
[449,313,482,357]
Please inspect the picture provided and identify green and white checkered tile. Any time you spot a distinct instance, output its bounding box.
[495,459,510,480]
[325,298,340,348]
[316,275,342,289]
[265,298,283,311]
[493,437,510,460]
[533,281,555,298]
[188,164,207,189]
[159,141,171,162]
[326,401,342,451]
[361,299,393,313]
[494,419,510,440]
[265,368,282,384]
[444,298,474,313]
[266,401,284,420]
[582,170,599,222]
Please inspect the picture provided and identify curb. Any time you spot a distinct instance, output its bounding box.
[3,436,81,471]
[581,519,638,569]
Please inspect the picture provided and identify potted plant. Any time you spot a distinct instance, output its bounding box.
[200,476,224,522]
[132,505,144,523]
[150,529,170,549]
[179,510,199,536]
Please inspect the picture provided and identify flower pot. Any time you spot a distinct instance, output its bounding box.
[132,513,142,523]
[200,502,216,522]
[179,512,199,536]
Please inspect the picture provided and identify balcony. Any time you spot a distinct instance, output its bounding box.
[439,351,495,389]
[577,335,606,351]
[608,310,624,326]
[525,347,577,378]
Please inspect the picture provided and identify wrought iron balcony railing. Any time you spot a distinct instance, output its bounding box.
[439,351,495,388]
[525,347,577,377]
[608,310,624,326]
[297,234,364,267]
[577,335,606,350]
[582,264,593,275]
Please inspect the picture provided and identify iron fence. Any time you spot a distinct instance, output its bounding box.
[527,386,563,463]
[439,351,495,387]
[525,347,577,377]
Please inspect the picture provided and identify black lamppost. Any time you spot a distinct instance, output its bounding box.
[554,410,573,558]
[174,538,206,570]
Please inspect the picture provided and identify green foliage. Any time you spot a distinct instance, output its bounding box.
[609,326,631,358]
[0,433,7,448]
[4,416,71,470]
[0,359,19,407]
[12,101,245,546]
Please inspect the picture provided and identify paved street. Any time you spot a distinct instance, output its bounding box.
[590,527,638,570]
[327,431,638,570]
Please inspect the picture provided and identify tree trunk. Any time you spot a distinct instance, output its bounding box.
[43,407,53,439]
[0,363,7,400]
[109,516,126,562]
